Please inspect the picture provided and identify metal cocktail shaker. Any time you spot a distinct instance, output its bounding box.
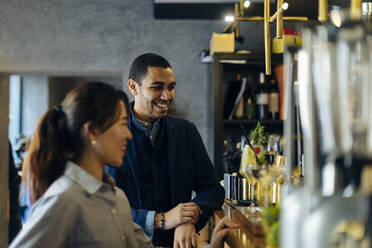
[224,172,240,202]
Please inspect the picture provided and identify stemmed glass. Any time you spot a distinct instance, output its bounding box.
[248,160,270,208]
[266,155,285,204]
[265,135,278,166]
[239,145,265,213]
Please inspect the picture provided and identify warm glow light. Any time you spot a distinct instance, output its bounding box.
[225,15,234,22]
[330,10,341,27]
[282,2,289,10]
[243,0,251,8]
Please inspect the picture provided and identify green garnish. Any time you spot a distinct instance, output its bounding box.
[249,122,268,147]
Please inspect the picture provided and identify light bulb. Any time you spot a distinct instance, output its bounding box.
[225,15,234,22]
[243,1,251,8]
[282,2,289,10]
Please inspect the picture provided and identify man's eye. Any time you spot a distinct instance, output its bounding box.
[151,87,162,90]
[169,86,175,91]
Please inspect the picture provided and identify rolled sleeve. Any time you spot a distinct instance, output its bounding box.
[145,210,156,239]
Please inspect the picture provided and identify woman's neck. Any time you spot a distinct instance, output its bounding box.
[76,152,104,181]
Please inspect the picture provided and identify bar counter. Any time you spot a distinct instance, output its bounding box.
[213,200,270,248]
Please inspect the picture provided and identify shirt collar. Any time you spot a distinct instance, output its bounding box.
[64,161,115,194]
[129,101,161,136]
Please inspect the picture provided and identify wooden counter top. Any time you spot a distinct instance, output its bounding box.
[213,200,268,248]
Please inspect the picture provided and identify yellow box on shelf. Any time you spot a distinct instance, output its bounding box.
[210,32,235,56]
[272,28,298,54]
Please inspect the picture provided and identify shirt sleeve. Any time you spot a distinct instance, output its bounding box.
[9,194,78,248]
[132,220,155,248]
[145,210,156,239]
[131,208,156,239]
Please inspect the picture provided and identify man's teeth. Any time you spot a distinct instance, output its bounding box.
[156,103,168,108]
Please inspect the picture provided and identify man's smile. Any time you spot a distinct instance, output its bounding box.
[153,101,170,112]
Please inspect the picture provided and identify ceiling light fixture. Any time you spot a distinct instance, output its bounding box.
[243,1,251,8]
[225,15,235,22]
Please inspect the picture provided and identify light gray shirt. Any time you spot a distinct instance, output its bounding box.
[9,161,154,248]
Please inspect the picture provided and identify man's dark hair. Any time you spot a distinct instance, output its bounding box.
[128,53,172,84]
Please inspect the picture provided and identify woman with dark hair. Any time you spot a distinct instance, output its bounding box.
[9,82,236,248]
[9,82,152,247]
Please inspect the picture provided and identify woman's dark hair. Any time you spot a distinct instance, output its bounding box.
[23,82,129,203]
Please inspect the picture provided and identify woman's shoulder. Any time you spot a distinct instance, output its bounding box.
[30,175,83,215]
[43,174,79,199]
[27,179,81,221]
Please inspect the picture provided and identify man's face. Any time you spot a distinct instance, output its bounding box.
[132,66,176,122]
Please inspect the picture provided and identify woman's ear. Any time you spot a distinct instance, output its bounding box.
[127,79,139,96]
[83,122,98,146]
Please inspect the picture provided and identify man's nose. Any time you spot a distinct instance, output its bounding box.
[161,89,171,100]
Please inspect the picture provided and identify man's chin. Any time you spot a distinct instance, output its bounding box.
[153,112,168,119]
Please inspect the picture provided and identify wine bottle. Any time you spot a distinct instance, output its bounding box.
[243,76,255,120]
[269,78,280,120]
[256,72,269,120]
[244,97,255,120]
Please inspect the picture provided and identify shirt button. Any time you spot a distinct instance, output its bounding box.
[111,208,117,214]
[150,136,153,139]
[121,235,126,240]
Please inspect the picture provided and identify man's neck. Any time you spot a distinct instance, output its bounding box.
[133,104,156,124]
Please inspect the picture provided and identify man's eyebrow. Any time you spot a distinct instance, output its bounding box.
[150,81,176,86]
[150,81,165,86]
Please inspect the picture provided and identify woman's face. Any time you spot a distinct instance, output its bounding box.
[93,101,132,167]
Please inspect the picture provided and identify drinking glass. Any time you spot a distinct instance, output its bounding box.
[240,145,261,213]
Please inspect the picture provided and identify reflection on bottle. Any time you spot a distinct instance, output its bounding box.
[256,72,269,120]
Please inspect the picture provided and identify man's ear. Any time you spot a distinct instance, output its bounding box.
[127,79,139,97]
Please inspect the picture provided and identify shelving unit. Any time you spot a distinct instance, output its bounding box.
[206,53,283,179]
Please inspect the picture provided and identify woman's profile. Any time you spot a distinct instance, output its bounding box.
[9,82,237,248]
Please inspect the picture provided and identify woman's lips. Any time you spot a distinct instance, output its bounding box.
[121,146,127,156]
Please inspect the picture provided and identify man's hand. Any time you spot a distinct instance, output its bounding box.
[210,217,239,248]
[173,223,197,248]
[163,203,202,230]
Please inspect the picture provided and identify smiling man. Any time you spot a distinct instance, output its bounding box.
[106,53,224,248]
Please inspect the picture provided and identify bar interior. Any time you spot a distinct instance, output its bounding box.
[1,0,372,247]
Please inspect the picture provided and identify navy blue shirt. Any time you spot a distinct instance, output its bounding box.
[130,114,173,246]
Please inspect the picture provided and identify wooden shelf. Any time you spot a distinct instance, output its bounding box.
[223,120,284,135]
[206,53,284,179]
[223,119,283,125]
[214,53,283,65]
